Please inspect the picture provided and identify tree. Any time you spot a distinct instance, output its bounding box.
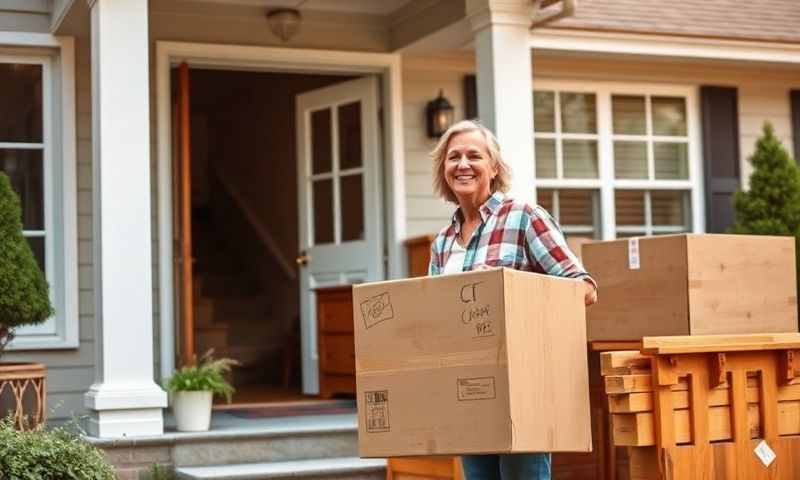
[731,123,800,293]
[0,172,53,353]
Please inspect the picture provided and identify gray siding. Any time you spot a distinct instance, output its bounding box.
[0,0,50,33]
[3,37,96,424]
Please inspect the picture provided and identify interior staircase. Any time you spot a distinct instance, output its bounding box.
[191,209,280,388]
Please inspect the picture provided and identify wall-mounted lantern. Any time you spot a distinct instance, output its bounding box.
[426,89,454,138]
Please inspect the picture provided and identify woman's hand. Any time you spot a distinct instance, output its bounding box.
[584,280,598,306]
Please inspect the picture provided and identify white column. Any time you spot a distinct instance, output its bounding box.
[84,0,167,438]
[468,0,536,206]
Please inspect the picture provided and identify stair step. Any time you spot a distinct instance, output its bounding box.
[175,457,386,480]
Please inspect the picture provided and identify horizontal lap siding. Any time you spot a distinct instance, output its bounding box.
[0,2,49,33]
[3,37,96,424]
[402,57,472,239]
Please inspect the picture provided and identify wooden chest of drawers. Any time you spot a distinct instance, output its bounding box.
[316,285,356,398]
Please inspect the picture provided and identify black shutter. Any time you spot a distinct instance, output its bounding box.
[791,90,800,163]
[464,75,477,120]
[701,86,741,233]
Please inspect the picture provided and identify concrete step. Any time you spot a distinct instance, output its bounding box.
[175,457,386,480]
[170,415,361,467]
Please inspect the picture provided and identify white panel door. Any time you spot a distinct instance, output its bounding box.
[296,76,383,395]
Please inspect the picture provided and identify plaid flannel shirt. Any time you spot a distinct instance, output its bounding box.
[428,191,597,289]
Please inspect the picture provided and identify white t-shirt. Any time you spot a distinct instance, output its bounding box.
[443,240,467,275]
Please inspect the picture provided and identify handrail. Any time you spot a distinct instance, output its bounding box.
[213,167,297,280]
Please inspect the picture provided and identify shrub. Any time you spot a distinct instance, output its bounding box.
[0,417,115,479]
[0,172,54,354]
[730,122,800,283]
[165,350,238,402]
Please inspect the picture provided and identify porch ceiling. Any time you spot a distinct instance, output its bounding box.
[186,0,413,16]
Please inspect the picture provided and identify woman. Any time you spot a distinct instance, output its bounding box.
[428,120,597,480]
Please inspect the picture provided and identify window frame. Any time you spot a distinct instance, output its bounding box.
[532,79,705,240]
[0,38,79,350]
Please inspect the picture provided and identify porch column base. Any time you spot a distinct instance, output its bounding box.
[84,382,167,438]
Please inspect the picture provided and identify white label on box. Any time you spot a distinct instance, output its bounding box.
[628,238,640,270]
[754,440,776,467]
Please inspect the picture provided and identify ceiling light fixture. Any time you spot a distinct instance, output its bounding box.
[266,8,302,43]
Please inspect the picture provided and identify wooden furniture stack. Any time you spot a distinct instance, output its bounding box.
[602,334,800,479]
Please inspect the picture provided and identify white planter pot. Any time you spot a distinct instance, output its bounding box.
[173,391,213,432]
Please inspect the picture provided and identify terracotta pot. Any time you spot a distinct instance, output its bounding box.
[0,362,47,430]
[173,390,213,432]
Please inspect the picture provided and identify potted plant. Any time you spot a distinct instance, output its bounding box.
[0,416,115,479]
[165,350,237,431]
[0,172,54,429]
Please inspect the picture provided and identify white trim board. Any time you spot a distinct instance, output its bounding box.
[154,41,405,381]
[530,29,800,65]
[0,32,61,48]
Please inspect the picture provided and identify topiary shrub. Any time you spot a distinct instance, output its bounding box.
[0,172,53,355]
[0,416,115,479]
[730,122,800,298]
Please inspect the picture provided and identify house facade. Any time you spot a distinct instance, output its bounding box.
[1,0,799,441]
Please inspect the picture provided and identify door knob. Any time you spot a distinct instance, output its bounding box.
[296,252,311,266]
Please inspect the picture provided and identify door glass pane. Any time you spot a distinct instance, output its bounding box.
[536,188,554,213]
[652,190,689,227]
[0,64,43,143]
[338,102,362,170]
[535,138,556,178]
[340,174,364,241]
[311,108,332,174]
[654,142,689,179]
[652,97,687,136]
[533,91,555,133]
[615,190,645,226]
[614,141,648,179]
[612,95,646,135]
[560,93,596,134]
[559,189,595,226]
[563,140,598,178]
[312,179,334,244]
[25,236,45,274]
[0,149,44,230]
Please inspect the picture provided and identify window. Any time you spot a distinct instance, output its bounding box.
[0,42,78,349]
[533,82,701,240]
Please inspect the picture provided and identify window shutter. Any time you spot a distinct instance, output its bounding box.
[464,75,477,120]
[700,86,740,233]
[791,90,800,163]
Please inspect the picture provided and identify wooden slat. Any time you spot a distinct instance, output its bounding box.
[641,333,800,355]
[612,404,767,446]
[600,350,651,376]
[178,62,195,365]
[605,375,690,394]
[607,378,797,413]
[590,341,642,352]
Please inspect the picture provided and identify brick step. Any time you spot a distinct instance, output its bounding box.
[175,457,386,480]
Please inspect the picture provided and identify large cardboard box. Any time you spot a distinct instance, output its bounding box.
[352,268,592,457]
[583,234,798,341]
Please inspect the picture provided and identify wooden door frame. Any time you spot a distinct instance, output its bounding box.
[154,41,406,381]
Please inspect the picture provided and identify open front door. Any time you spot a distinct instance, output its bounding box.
[296,76,384,394]
[173,63,195,366]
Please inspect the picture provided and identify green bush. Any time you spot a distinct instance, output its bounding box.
[165,350,238,402]
[730,123,800,280]
[0,172,53,352]
[0,417,115,479]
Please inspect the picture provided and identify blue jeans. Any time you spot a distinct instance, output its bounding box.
[461,453,551,480]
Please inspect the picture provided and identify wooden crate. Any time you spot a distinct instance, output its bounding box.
[601,334,800,479]
[583,234,798,341]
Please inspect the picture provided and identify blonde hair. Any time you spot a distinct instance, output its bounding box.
[430,119,511,204]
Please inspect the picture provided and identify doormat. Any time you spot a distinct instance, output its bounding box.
[225,399,356,419]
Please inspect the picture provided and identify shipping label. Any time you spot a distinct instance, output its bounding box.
[365,390,390,433]
[360,292,394,329]
[457,376,496,401]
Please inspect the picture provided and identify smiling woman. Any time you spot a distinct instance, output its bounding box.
[427,119,598,480]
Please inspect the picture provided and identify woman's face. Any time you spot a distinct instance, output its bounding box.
[444,130,498,204]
